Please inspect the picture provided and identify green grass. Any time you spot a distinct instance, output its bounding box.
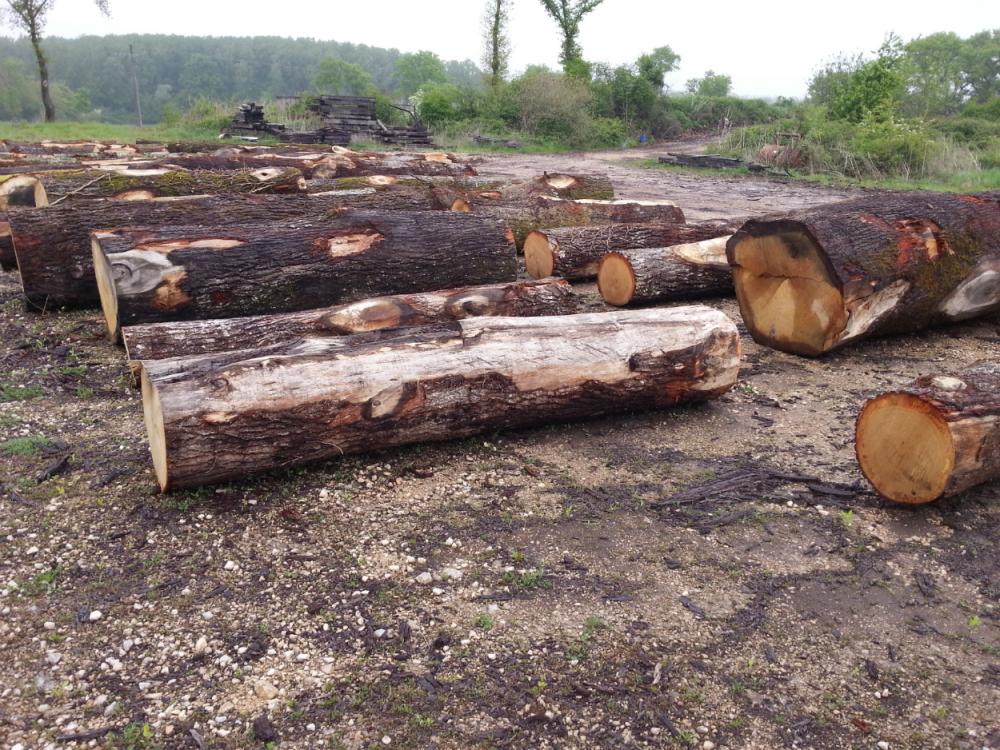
[502,568,551,591]
[1,434,52,456]
[21,566,63,596]
[475,614,495,632]
[637,158,752,178]
[1,120,231,145]
[0,384,45,402]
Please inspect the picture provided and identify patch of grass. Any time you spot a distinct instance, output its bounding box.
[502,568,551,591]
[21,566,63,596]
[2,435,52,456]
[475,614,494,632]
[509,548,526,563]
[0,384,44,402]
[1,120,228,145]
[113,722,159,750]
[0,413,23,428]
[838,509,854,528]
[566,615,607,662]
[637,158,752,178]
[57,365,88,376]
[968,615,982,629]
[76,386,96,399]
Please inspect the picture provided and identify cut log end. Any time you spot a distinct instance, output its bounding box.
[523,230,556,279]
[596,253,636,306]
[91,234,121,341]
[451,199,471,212]
[0,175,48,209]
[856,393,954,504]
[141,369,169,492]
[728,230,845,357]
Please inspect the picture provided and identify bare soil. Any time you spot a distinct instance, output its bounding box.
[1,148,998,750]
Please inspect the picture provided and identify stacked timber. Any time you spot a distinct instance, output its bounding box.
[91,209,517,338]
[524,220,739,280]
[597,237,734,306]
[726,191,1000,356]
[856,361,1000,504]
[139,306,741,490]
[122,278,584,372]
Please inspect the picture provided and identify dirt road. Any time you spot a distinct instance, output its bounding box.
[0,153,997,750]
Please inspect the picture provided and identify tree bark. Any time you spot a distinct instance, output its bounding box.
[597,237,734,305]
[501,173,615,201]
[29,28,55,123]
[524,220,740,280]
[93,209,517,338]
[727,191,1000,356]
[123,278,583,367]
[37,166,306,202]
[856,361,1000,504]
[456,196,685,247]
[0,214,14,271]
[141,307,741,490]
[11,192,452,311]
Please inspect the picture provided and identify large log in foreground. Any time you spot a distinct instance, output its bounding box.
[524,221,738,280]
[856,361,1000,504]
[141,307,740,490]
[123,278,583,365]
[726,192,1000,356]
[597,237,733,306]
[11,191,447,310]
[38,166,306,201]
[93,210,517,338]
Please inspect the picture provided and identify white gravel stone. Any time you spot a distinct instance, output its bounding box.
[415,572,433,585]
[88,610,102,622]
[254,682,278,700]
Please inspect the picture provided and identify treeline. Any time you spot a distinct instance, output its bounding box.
[721,31,1000,182]
[0,34,481,122]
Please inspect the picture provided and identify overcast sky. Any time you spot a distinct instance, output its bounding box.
[13,0,1000,98]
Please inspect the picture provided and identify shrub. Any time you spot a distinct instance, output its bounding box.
[510,69,593,147]
[588,117,627,148]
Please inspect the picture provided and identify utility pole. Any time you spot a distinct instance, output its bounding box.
[129,43,143,127]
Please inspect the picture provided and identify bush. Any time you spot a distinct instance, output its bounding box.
[415,83,482,127]
[588,117,627,148]
[510,69,593,147]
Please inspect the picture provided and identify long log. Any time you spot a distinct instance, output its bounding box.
[37,166,306,202]
[0,214,13,271]
[123,278,583,366]
[856,361,1000,504]
[726,192,1000,356]
[10,191,450,310]
[524,221,739,280]
[597,237,734,306]
[502,173,614,201]
[140,307,740,490]
[92,210,517,338]
[456,196,685,247]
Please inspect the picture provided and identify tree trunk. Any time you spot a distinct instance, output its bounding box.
[37,166,306,202]
[92,210,517,338]
[141,307,740,490]
[726,191,1000,356]
[856,361,1000,504]
[0,214,14,271]
[597,237,734,305]
[524,220,740,280]
[455,196,685,247]
[30,30,55,123]
[0,175,47,210]
[123,278,583,368]
[11,192,449,311]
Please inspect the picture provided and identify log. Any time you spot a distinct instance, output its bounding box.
[122,278,583,367]
[0,213,14,271]
[726,192,1000,356]
[856,361,1000,504]
[597,237,734,305]
[524,220,739,280]
[0,174,48,210]
[456,196,685,247]
[503,173,614,201]
[140,306,741,490]
[37,166,306,202]
[92,209,517,338]
[10,192,444,310]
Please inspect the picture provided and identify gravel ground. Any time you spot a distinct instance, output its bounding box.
[0,150,998,750]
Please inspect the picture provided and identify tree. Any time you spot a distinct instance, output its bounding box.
[685,70,732,97]
[394,51,447,98]
[538,0,604,73]
[903,32,966,116]
[482,0,512,89]
[3,0,109,121]
[961,29,1000,103]
[315,57,375,96]
[827,37,905,123]
[636,46,680,91]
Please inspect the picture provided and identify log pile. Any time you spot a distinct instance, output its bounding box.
[726,192,1000,356]
[140,307,740,490]
[856,361,1000,504]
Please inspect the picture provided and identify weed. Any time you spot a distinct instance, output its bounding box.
[2,435,52,456]
[530,676,548,697]
[76,386,95,399]
[502,568,550,590]
[509,548,525,563]
[838,509,854,528]
[0,384,44,402]
[20,566,62,597]
[968,615,982,628]
[475,614,494,631]
[114,722,159,750]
